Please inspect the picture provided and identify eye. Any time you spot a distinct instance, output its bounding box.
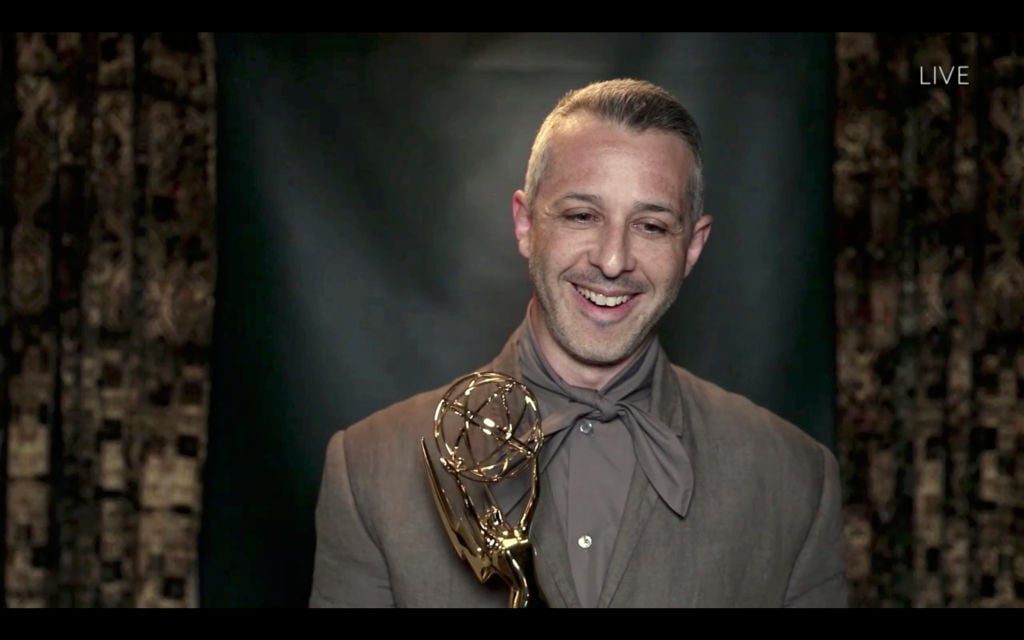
[562,211,598,225]
[634,220,669,236]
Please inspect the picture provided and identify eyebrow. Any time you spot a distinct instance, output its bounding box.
[555,192,683,221]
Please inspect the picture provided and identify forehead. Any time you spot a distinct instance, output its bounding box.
[540,114,692,201]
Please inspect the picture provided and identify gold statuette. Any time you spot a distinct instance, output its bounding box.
[420,371,546,608]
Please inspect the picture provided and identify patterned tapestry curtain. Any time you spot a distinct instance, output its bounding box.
[835,33,1024,607]
[1,33,216,607]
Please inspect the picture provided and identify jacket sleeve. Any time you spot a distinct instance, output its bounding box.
[782,443,850,608]
[309,429,395,607]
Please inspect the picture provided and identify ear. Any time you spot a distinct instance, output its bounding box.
[683,214,713,277]
[512,189,534,259]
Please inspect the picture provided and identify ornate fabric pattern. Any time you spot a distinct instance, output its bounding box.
[2,33,216,608]
[836,33,1024,607]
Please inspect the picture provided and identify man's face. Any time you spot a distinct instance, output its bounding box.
[512,114,711,371]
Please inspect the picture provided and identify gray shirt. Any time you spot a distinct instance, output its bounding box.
[514,316,671,607]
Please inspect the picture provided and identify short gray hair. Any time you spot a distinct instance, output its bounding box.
[524,78,704,225]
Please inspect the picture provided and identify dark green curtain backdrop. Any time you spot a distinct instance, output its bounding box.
[202,33,835,607]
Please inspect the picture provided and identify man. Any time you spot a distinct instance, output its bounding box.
[309,78,849,607]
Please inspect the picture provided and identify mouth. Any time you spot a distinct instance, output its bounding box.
[573,284,634,308]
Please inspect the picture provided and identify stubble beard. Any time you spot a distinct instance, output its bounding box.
[528,256,680,368]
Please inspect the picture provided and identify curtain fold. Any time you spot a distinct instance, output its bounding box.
[3,32,216,608]
[835,32,1024,608]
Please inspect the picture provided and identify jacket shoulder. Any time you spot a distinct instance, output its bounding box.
[669,364,834,470]
[327,382,449,465]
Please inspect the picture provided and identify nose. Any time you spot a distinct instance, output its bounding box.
[591,223,634,278]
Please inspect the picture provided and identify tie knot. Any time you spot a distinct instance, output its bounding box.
[587,396,620,422]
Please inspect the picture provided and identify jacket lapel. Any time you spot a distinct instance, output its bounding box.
[595,461,659,607]
[529,482,579,607]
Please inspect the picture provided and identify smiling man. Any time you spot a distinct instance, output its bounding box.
[512,101,710,389]
[310,79,849,608]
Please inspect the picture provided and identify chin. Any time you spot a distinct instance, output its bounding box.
[564,340,639,368]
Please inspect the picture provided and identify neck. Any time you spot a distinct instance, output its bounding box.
[526,298,649,391]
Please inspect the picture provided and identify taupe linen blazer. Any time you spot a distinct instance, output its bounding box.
[309,330,849,608]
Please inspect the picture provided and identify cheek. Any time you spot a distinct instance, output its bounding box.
[646,247,688,286]
[534,230,589,267]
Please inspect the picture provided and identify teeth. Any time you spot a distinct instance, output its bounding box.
[575,286,631,307]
